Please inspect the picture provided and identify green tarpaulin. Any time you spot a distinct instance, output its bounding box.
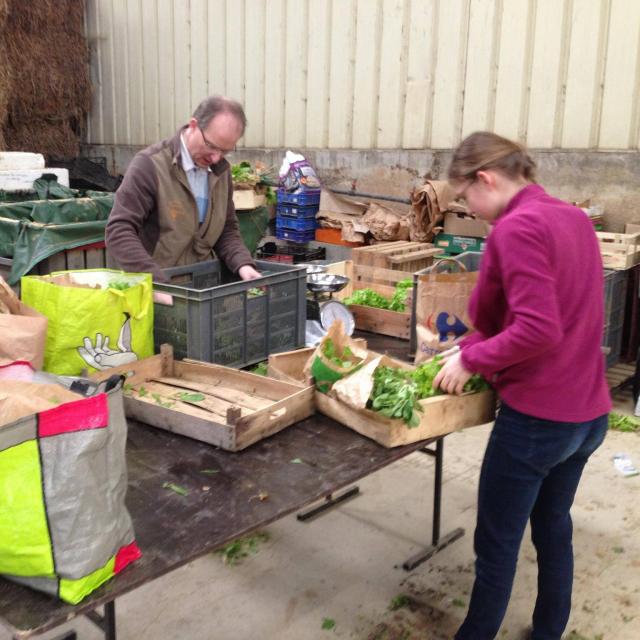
[0,196,113,284]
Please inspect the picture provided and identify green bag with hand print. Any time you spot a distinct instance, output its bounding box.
[21,269,154,375]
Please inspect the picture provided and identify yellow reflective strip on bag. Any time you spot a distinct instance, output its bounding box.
[59,555,116,605]
[0,441,55,577]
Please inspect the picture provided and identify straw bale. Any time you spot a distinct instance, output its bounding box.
[0,0,76,33]
[3,119,79,158]
[0,0,90,158]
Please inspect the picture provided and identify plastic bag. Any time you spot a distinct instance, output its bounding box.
[0,368,140,604]
[21,269,153,375]
[278,150,321,193]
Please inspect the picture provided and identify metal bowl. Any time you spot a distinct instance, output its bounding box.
[306,273,350,294]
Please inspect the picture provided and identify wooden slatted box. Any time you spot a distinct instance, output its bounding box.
[347,241,443,339]
[597,231,640,270]
[92,345,314,451]
[315,354,496,448]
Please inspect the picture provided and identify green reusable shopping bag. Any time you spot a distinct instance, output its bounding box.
[21,269,154,375]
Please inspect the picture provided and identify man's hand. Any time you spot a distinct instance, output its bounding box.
[238,265,262,281]
[432,349,473,395]
[153,291,174,306]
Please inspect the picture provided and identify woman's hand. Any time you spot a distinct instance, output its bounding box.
[432,348,473,395]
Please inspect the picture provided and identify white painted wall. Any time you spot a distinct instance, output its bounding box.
[85,0,640,149]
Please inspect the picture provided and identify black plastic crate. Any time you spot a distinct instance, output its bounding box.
[256,241,325,264]
[153,260,306,368]
[603,269,628,368]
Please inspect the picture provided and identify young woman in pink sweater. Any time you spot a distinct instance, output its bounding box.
[433,132,611,640]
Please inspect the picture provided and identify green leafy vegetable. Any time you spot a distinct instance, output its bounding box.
[176,392,206,403]
[343,288,391,309]
[389,594,411,611]
[107,280,132,291]
[137,386,148,397]
[367,357,489,428]
[344,278,413,312]
[388,279,413,311]
[250,361,269,376]
[322,338,358,370]
[152,393,174,408]
[412,356,488,398]
[609,412,640,433]
[370,366,422,427]
[321,618,336,631]
[163,482,188,496]
[215,531,270,565]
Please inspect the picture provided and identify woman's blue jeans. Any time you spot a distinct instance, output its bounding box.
[455,404,608,640]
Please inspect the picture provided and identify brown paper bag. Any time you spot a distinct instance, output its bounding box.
[410,180,456,242]
[362,202,410,241]
[0,276,48,369]
[0,379,80,427]
[414,262,478,364]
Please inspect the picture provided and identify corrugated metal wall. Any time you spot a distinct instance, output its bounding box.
[85,0,640,150]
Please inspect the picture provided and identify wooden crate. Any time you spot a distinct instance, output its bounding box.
[315,355,496,448]
[267,346,315,387]
[92,345,314,451]
[346,242,443,340]
[597,231,640,270]
[351,241,443,273]
[233,189,266,210]
[346,263,415,340]
[0,242,107,292]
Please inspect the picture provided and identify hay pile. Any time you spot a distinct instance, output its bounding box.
[0,0,91,158]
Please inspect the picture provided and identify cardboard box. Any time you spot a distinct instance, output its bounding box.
[233,190,266,210]
[443,212,490,238]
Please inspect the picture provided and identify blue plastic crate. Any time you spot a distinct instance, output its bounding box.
[276,214,317,231]
[276,227,316,243]
[276,189,321,206]
[276,203,319,218]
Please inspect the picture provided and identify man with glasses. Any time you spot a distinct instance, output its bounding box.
[106,95,261,283]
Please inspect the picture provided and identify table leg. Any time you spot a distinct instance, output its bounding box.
[85,600,117,640]
[402,437,465,571]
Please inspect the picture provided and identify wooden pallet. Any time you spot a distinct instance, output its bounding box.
[92,345,314,451]
[597,231,640,270]
[352,241,443,273]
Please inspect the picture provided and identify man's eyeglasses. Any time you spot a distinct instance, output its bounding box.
[198,126,235,156]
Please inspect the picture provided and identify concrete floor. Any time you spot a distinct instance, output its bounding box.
[2,387,639,640]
